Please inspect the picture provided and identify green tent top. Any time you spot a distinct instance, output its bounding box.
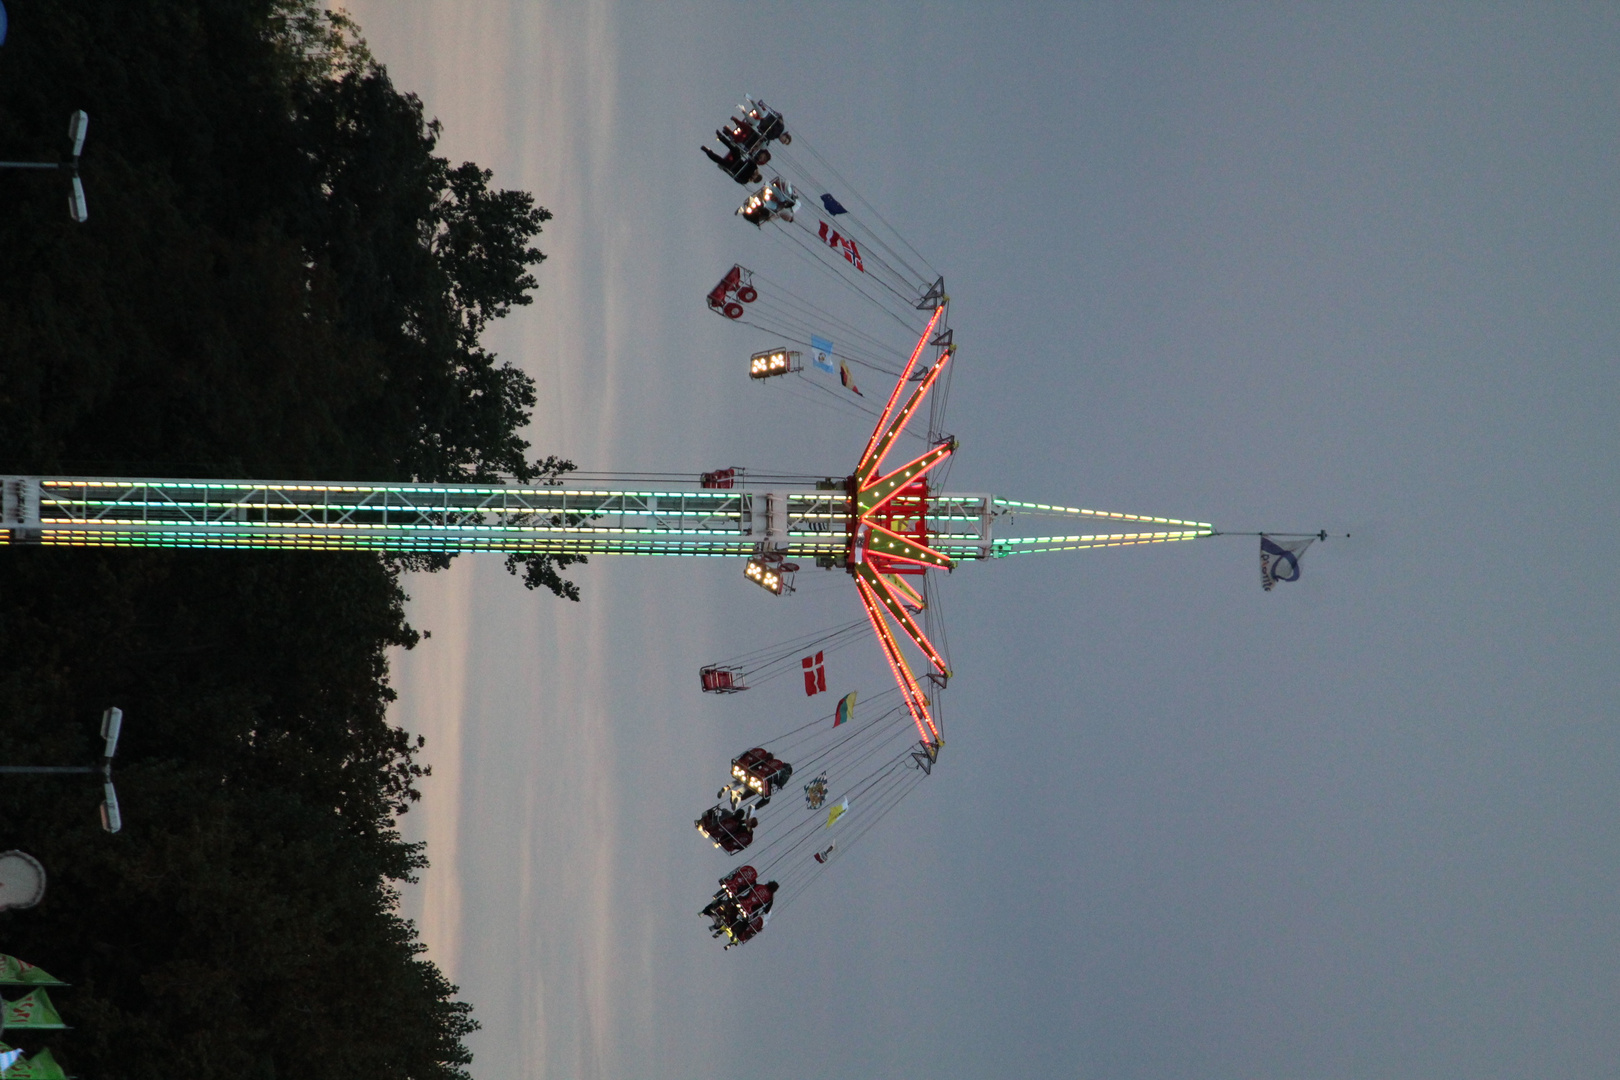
[0,1046,66,1080]
[0,990,65,1031]
[0,958,64,988]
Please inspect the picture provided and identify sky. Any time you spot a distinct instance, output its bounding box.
[343,4,1619,1078]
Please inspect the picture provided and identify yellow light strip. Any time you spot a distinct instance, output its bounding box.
[35,518,753,538]
[998,529,1209,545]
[993,533,1209,556]
[993,498,1212,530]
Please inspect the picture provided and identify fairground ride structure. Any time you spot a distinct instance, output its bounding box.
[2,96,1239,937]
[0,306,1211,754]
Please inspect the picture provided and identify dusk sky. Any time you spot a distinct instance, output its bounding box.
[346,4,1619,1077]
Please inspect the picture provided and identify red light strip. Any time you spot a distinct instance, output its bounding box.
[856,575,939,745]
[881,571,925,609]
[861,520,952,568]
[855,305,945,476]
[859,438,954,518]
[856,562,950,676]
[857,348,953,485]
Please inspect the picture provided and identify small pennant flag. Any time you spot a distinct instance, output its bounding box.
[813,843,836,863]
[820,192,848,215]
[810,335,836,374]
[803,773,828,809]
[1260,535,1316,592]
[834,691,856,727]
[826,798,849,828]
[801,651,827,696]
[839,359,863,396]
[0,1048,22,1074]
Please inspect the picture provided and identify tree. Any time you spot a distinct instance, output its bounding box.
[0,1,579,1074]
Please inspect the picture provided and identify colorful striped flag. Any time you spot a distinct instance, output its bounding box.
[826,798,849,828]
[839,359,863,396]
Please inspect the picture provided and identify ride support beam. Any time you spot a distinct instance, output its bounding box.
[857,439,956,517]
[856,339,952,486]
[855,304,945,479]
[0,476,864,558]
[854,574,939,745]
[853,562,950,677]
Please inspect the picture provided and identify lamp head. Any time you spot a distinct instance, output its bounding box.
[100,782,122,834]
[100,706,123,759]
[69,175,88,222]
[68,110,88,158]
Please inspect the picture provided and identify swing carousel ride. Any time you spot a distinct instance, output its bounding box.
[0,96,1269,950]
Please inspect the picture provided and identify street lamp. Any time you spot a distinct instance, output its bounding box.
[67,109,88,222]
[0,706,125,833]
[0,109,90,221]
[99,706,122,833]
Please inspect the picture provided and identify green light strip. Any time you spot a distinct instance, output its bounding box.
[993,498,1211,530]
[46,501,742,518]
[19,481,1019,563]
[44,480,745,501]
[37,533,769,556]
[40,518,753,538]
[987,532,1208,556]
[995,529,1209,546]
[32,528,848,558]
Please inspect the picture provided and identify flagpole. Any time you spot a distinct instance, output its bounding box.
[1208,530,1344,540]
[0,765,100,774]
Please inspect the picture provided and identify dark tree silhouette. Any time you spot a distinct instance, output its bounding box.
[0,2,578,1076]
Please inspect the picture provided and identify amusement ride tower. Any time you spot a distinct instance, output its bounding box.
[0,303,1212,754]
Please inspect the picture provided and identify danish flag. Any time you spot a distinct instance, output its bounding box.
[802,651,827,695]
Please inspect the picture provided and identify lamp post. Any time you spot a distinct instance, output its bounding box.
[0,707,124,832]
[0,109,89,221]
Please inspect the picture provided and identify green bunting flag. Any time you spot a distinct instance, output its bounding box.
[0,957,64,987]
[0,1046,66,1079]
[0,990,66,1030]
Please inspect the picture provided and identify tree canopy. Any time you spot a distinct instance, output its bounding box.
[0,3,575,1076]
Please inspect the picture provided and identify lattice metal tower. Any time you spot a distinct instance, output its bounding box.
[1,306,1212,749]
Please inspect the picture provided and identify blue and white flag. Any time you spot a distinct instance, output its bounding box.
[1260,535,1315,591]
[810,335,835,374]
